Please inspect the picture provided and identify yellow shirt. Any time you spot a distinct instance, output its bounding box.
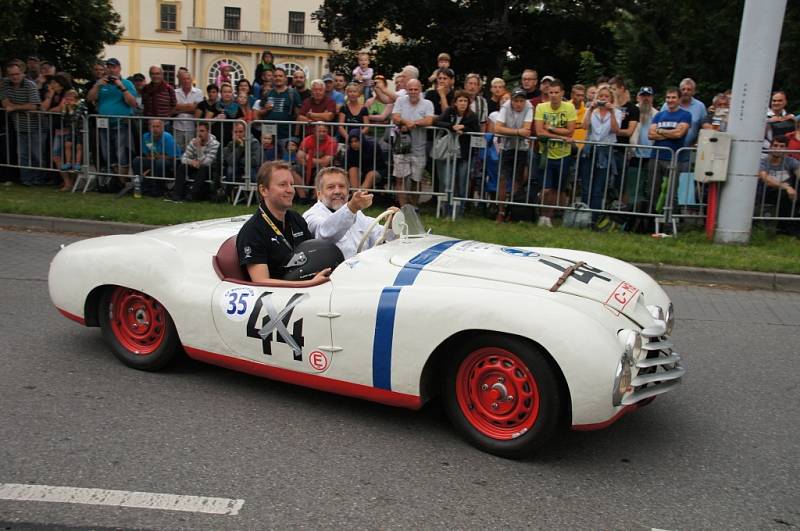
[573,101,587,143]
[534,101,577,159]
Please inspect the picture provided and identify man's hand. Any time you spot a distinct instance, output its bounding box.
[348,190,373,212]
[312,268,332,281]
[784,183,797,200]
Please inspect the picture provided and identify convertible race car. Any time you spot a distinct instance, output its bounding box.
[49,206,684,458]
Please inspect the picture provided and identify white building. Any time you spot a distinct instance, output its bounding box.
[104,0,334,87]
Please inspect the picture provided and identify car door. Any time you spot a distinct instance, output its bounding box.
[211,280,335,374]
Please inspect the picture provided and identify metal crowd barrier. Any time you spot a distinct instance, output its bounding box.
[0,109,87,187]
[447,130,678,229]
[4,107,798,231]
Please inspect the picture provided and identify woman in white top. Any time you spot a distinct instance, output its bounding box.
[580,84,622,213]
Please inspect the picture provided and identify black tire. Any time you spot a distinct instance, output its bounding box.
[443,334,564,459]
[98,286,179,371]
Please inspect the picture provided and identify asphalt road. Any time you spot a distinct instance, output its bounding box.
[0,228,798,530]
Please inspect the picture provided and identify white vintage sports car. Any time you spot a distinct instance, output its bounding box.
[49,206,684,458]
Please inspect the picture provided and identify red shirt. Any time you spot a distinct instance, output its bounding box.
[299,96,337,118]
[787,133,800,160]
[142,82,177,117]
[300,133,338,180]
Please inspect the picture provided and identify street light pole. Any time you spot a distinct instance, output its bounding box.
[715,0,787,244]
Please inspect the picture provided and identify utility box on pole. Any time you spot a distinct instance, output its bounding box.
[694,130,732,183]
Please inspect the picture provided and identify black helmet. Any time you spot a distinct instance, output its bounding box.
[283,239,344,281]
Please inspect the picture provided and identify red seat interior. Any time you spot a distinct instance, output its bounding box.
[213,235,250,282]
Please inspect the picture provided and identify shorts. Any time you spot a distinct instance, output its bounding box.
[541,156,572,189]
[393,154,426,182]
[52,133,79,157]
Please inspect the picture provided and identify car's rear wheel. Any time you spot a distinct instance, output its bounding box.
[443,335,563,459]
[98,286,179,371]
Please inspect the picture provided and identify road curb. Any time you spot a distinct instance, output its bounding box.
[633,263,800,293]
[3,212,800,293]
[0,213,158,235]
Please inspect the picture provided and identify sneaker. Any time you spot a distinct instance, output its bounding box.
[60,163,72,171]
[73,163,81,172]
[538,216,553,227]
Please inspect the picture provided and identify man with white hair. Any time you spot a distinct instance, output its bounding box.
[298,79,337,123]
[303,166,397,258]
[374,65,418,104]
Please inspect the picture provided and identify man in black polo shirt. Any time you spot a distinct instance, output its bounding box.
[237,161,330,283]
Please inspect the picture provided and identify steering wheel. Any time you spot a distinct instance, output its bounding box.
[356,208,396,254]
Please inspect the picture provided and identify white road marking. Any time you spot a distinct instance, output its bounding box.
[0,483,244,515]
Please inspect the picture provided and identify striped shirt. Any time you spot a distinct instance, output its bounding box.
[1,77,41,132]
[142,82,177,118]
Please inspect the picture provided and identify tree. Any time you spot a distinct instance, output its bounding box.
[610,0,800,103]
[0,0,123,80]
[313,0,622,85]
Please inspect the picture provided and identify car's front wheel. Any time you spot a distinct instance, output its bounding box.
[443,335,564,459]
[98,286,179,371]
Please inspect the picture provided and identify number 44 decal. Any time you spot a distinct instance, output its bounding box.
[246,292,308,360]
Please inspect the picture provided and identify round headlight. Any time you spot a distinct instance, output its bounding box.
[618,329,645,364]
[665,302,675,335]
[612,357,632,406]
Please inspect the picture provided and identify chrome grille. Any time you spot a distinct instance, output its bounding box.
[622,326,684,406]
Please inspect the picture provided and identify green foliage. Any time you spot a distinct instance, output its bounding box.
[0,0,123,80]
[576,50,605,86]
[314,0,799,108]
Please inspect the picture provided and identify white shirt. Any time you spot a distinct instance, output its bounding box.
[393,95,435,154]
[174,86,204,131]
[303,200,390,259]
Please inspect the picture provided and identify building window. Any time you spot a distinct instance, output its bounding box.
[276,63,308,79]
[159,2,177,31]
[161,64,176,86]
[288,11,305,34]
[208,58,245,88]
[224,7,241,30]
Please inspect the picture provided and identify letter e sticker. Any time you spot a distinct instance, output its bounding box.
[309,350,329,371]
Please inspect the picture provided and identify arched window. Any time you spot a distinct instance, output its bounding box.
[275,62,309,79]
[208,58,246,87]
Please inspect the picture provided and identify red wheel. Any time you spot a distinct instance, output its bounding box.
[99,286,179,371]
[109,288,167,355]
[455,348,540,440]
[444,335,564,458]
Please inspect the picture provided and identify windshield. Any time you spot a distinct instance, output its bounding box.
[395,205,427,237]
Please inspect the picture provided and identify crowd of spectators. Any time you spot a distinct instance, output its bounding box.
[1,50,798,229]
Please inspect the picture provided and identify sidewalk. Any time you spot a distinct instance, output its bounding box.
[3,212,799,293]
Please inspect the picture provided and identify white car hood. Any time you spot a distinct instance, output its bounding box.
[389,239,648,322]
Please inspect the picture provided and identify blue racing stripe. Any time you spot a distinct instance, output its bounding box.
[372,239,461,390]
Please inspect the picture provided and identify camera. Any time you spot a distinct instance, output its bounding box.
[106,75,117,83]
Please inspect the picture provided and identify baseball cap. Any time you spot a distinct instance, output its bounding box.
[105,58,121,67]
[541,75,555,83]
[322,73,334,82]
[511,88,527,99]
[638,86,654,96]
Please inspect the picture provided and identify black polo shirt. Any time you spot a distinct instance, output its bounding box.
[237,207,313,280]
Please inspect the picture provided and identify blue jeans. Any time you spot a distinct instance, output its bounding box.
[99,120,131,170]
[580,145,616,214]
[17,129,47,185]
